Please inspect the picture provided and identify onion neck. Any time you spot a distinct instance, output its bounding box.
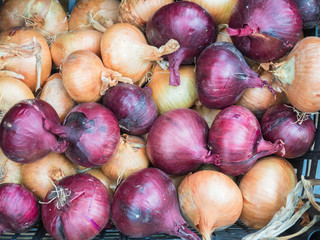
[245,75,276,95]
[202,150,220,166]
[171,224,200,240]
[273,57,295,86]
[257,138,285,157]
[144,39,180,62]
[226,24,258,37]
[167,50,187,86]
[100,69,132,95]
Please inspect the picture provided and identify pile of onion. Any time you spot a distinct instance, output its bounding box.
[0,148,22,184]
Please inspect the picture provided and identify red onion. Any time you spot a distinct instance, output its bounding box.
[102,83,158,135]
[0,183,40,234]
[226,0,303,62]
[146,1,218,86]
[209,105,284,176]
[111,167,200,239]
[146,108,219,175]
[44,102,120,168]
[195,42,274,109]
[294,0,320,29]
[0,99,67,164]
[41,173,111,240]
[260,104,316,158]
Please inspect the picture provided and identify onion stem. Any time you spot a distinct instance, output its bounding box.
[226,25,255,37]
[88,11,113,33]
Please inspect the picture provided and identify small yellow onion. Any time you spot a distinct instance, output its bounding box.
[101,134,150,183]
[0,148,23,184]
[192,102,220,127]
[50,29,103,68]
[100,23,180,83]
[147,64,198,114]
[86,168,114,198]
[39,73,75,122]
[0,27,52,92]
[119,0,173,31]
[62,50,132,103]
[178,170,243,240]
[239,156,297,229]
[21,152,77,200]
[68,0,120,32]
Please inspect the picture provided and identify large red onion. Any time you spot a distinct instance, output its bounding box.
[0,183,40,234]
[41,173,111,240]
[195,42,274,109]
[0,99,67,163]
[146,108,219,175]
[209,105,284,176]
[260,104,316,158]
[102,83,158,135]
[111,168,200,239]
[294,0,320,29]
[226,0,303,62]
[146,1,218,86]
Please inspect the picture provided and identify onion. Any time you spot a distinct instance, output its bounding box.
[111,168,200,239]
[192,102,220,128]
[146,1,218,86]
[101,23,180,83]
[146,108,219,175]
[195,42,274,109]
[294,0,320,29]
[239,156,297,229]
[119,0,173,31]
[69,0,120,32]
[44,102,120,168]
[21,152,77,201]
[62,50,132,103]
[0,183,40,234]
[40,73,75,122]
[50,29,102,68]
[41,173,111,240]
[147,64,198,114]
[0,148,22,184]
[208,105,284,176]
[0,27,52,92]
[226,0,302,62]
[178,170,243,240]
[260,104,316,158]
[86,168,114,198]
[0,99,67,164]
[0,0,68,39]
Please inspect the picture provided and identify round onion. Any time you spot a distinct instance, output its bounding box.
[294,0,320,29]
[0,148,22,184]
[239,156,297,229]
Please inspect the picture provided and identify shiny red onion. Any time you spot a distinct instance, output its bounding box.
[41,173,111,240]
[196,42,274,109]
[0,99,67,163]
[111,168,200,239]
[0,183,40,234]
[294,0,320,29]
[226,0,303,62]
[146,1,218,86]
[44,102,120,168]
[261,104,316,158]
[209,105,284,176]
[146,108,219,175]
[102,83,158,135]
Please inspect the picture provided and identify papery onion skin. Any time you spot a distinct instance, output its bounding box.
[294,0,320,29]
[260,104,316,158]
[41,173,111,240]
[0,148,22,184]
[0,183,40,234]
[227,0,303,62]
[111,168,200,239]
[239,156,297,229]
[146,1,218,86]
[102,83,158,135]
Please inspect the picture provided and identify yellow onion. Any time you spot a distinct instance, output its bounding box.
[21,152,77,200]
[50,29,102,68]
[239,156,297,229]
[86,168,114,198]
[196,164,237,183]
[39,73,75,122]
[100,23,180,83]
[0,27,52,92]
[178,170,243,240]
[192,102,220,127]
[147,64,198,114]
[68,0,120,32]
[119,0,173,31]
[0,148,22,184]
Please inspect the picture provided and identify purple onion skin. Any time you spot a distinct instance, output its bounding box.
[209,105,284,176]
[0,183,40,234]
[227,0,303,62]
[111,168,200,239]
[0,99,67,163]
[261,104,316,158]
[146,108,218,175]
[42,173,111,240]
[102,83,158,135]
[294,0,320,29]
[146,1,218,86]
[196,42,273,109]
